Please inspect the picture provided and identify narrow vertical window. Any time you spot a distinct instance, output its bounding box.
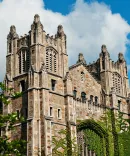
[51,79,56,91]
[118,100,121,111]
[54,53,57,73]
[20,80,25,92]
[26,51,30,71]
[58,109,61,119]
[19,53,21,74]
[95,96,98,105]
[90,95,93,103]
[73,90,77,98]
[17,110,20,119]
[50,53,52,71]
[81,72,84,81]
[22,52,26,72]
[50,107,53,117]
[46,50,49,70]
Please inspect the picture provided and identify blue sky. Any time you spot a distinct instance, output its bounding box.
[0,0,130,81]
[44,0,130,78]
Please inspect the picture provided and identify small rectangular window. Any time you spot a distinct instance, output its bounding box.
[50,107,53,117]
[17,110,20,119]
[51,79,56,91]
[58,109,61,119]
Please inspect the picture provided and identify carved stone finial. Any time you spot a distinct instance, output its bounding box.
[101,44,107,53]
[77,53,86,64]
[31,14,43,31]
[7,25,19,40]
[34,14,40,23]
[57,25,64,37]
[118,52,125,63]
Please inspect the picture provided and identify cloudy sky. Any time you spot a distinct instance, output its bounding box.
[0,0,130,81]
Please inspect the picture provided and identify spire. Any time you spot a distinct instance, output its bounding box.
[7,25,19,40]
[77,53,86,64]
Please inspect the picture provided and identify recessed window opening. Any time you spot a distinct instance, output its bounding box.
[20,80,25,92]
[90,95,93,103]
[58,109,61,119]
[51,79,56,91]
[81,92,86,102]
[95,96,98,105]
[17,110,20,119]
[81,72,85,81]
[50,107,53,117]
[73,90,77,98]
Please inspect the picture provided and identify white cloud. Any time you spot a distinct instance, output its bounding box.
[0,0,130,81]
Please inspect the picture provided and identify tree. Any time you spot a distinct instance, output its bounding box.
[0,82,26,155]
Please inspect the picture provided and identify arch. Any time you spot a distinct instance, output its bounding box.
[77,119,109,156]
[46,47,58,73]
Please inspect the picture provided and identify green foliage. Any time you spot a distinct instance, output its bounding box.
[0,82,26,155]
[52,128,78,156]
[98,109,130,156]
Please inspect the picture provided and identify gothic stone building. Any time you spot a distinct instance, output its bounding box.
[3,14,130,155]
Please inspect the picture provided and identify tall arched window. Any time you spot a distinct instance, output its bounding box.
[81,92,86,102]
[46,47,57,73]
[112,72,121,95]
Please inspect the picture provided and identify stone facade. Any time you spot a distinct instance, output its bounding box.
[3,14,130,155]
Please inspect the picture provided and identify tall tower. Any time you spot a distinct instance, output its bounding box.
[4,14,69,156]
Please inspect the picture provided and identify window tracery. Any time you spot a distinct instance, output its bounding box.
[18,50,29,74]
[112,72,121,94]
[46,47,57,73]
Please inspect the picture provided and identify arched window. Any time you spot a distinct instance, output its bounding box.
[81,72,85,81]
[46,47,57,73]
[112,72,121,95]
[73,90,77,98]
[81,92,86,102]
